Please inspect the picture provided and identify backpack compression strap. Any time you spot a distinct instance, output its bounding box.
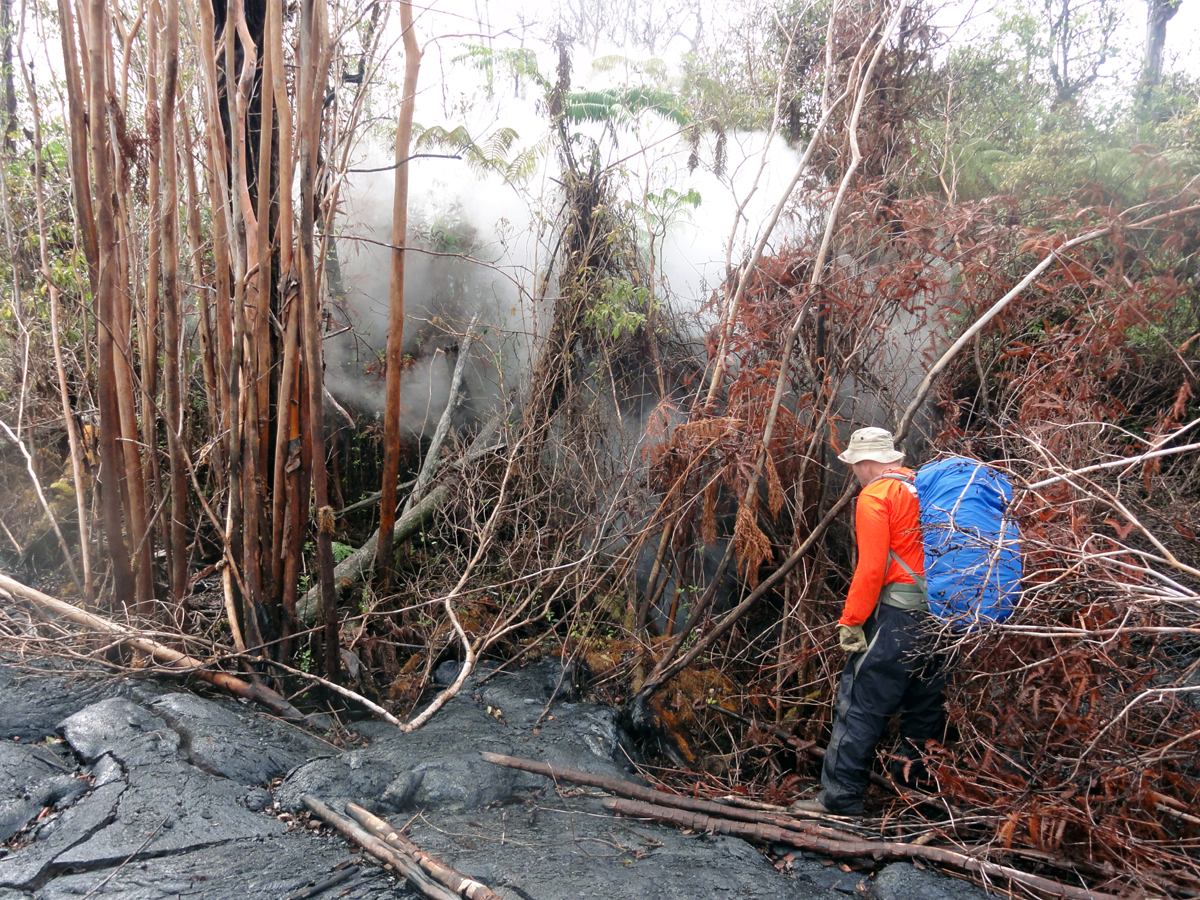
[884,552,929,612]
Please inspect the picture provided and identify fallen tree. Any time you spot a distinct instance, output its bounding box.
[604,797,1126,900]
[0,572,312,723]
[296,484,449,625]
[345,803,503,900]
[483,751,1129,900]
[302,796,459,900]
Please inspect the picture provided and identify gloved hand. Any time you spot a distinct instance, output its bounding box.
[838,624,868,653]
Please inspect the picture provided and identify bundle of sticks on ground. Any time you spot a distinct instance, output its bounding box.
[481,753,1154,900]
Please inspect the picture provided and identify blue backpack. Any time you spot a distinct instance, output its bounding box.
[885,457,1022,629]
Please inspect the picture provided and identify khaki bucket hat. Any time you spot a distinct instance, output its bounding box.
[837,427,904,465]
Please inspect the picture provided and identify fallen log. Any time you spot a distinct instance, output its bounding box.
[381,319,478,591]
[480,752,864,840]
[300,383,504,627]
[0,572,311,723]
[345,803,503,900]
[302,795,458,900]
[400,318,478,520]
[297,483,449,625]
[337,477,416,518]
[604,797,1126,900]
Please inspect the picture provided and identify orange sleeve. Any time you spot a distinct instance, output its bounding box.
[840,491,891,627]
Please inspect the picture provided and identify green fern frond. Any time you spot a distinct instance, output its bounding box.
[415,125,474,153]
[482,127,520,161]
[590,55,628,73]
[565,96,629,125]
[505,139,551,182]
[590,55,671,85]
[454,45,551,91]
[411,123,536,185]
[452,45,496,67]
[563,88,688,128]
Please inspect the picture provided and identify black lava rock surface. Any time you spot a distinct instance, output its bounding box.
[0,659,995,900]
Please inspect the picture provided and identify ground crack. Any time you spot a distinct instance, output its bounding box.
[35,836,242,888]
[144,705,228,780]
[18,783,126,892]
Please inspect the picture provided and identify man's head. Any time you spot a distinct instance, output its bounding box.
[837,427,904,487]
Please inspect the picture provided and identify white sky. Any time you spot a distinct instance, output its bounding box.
[930,0,1200,89]
[402,0,1200,97]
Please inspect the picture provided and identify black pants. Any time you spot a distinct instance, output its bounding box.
[818,603,948,814]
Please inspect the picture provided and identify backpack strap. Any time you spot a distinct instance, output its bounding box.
[870,470,929,612]
[886,551,928,600]
[874,470,915,487]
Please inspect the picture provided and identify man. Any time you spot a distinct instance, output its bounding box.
[789,427,946,816]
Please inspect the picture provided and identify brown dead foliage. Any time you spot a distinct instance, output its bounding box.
[634,170,1200,897]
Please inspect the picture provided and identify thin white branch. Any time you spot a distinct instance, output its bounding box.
[0,419,82,592]
[1025,439,1200,490]
[896,203,1200,441]
[1076,685,1200,772]
[705,0,858,405]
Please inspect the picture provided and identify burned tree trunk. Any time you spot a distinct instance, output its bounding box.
[84,0,137,606]
[296,0,338,678]
[160,0,188,605]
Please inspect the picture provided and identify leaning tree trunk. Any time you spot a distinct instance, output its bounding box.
[1138,0,1181,114]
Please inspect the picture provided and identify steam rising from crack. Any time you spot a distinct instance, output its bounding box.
[326,156,536,435]
[327,128,812,438]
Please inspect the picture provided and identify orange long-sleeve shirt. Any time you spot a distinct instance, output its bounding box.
[840,469,925,627]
